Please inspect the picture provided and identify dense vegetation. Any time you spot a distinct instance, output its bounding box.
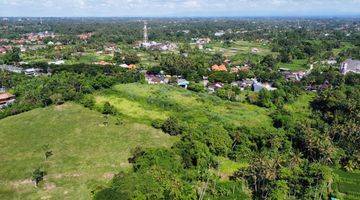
[0,17,359,200]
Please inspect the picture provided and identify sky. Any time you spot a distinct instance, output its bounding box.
[0,0,360,17]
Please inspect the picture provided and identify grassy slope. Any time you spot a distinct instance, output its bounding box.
[94,83,274,129]
[0,103,176,200]
[93,83,273,199]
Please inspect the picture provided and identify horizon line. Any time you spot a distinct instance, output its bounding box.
[2,15,360,18]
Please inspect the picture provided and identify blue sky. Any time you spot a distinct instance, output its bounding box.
[0,0,360,17]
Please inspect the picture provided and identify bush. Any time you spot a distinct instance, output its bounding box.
[102,102,118,115]
[151,119,163,129]
[80,95,95,109]
[188,82,206,93]
[161,116,183,136]
[32,168,46,187]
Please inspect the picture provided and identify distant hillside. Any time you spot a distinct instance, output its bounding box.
[0,103,176,199]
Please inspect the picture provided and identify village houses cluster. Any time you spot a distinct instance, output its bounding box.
[1,21,360,110]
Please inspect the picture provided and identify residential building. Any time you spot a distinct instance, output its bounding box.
[211,64,227,71]
[215,30,225,37]
[252,79,277,92]
[24,68,42,76]
[48,60,65,65]
[340,59,360,74]
[177,79,189,89]
[0,65,23,73]
[0,92,15,109]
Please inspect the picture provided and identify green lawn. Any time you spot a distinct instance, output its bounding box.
[0,103,176,200]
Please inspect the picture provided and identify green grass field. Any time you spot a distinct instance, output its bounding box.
[0,103,176,200]
[209,40,273,58]
[94,83,275,129]
[277,59,309,71]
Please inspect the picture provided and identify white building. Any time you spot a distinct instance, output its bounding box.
[340,59,360,75]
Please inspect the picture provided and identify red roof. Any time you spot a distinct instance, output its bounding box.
[0,93,15,102]
[211,64,227,71]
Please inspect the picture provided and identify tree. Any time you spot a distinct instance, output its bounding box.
[257,89,274,108]
[261,55,276,70]
[123,52,140,65]
[210,53,225,65]
[4,47,21,64]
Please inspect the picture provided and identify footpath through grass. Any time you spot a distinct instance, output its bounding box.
[0,103,176,200]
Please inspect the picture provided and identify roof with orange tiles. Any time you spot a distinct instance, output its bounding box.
[211,64,227,71]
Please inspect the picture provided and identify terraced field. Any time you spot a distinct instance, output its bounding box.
[334,170,360,200]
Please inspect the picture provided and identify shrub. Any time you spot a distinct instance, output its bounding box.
[32,168,46,187]
[161,116,183,136]
[151,119,163,129]
[102,102,117,115]
[188,82,206,93]
[80,95,95,109]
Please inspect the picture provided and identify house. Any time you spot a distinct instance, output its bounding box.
[241,79,254,89]
[251,48,260,54]
[340,59,360,74]
[0,86,6,93]
[140,41,177,51]
[19,45,27,52]
[211,64,227,72]
[120,64,137,70]
[145,74,169,84]
[195,38,211,49]
[48,60,65,65]
[78,33,93,40]
[177,79,189,89]
[323,58,337,65]
[215,31,225,37]
[93,61,114,66]
[0,92,15,109]
[0,47,7,54]
[24,68,42,76]
[207,82,224,93]
[252,79,277,92]
[0,65,23,73]
[282,71,306,81]
[231,65,250,73]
